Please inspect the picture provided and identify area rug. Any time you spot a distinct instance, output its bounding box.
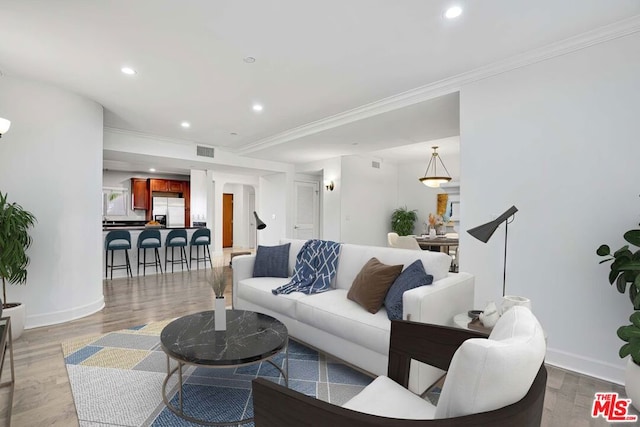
[62,319,374,426]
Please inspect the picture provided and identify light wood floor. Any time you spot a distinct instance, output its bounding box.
[0,260,635,426]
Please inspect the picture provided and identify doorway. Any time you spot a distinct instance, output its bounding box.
[294,181,319,240]
[223,193,233,248]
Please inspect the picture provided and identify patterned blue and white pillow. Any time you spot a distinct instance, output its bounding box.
[384,260,433,320]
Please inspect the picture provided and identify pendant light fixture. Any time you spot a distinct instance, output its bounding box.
[418,146,451,188]
[0,117,11,138]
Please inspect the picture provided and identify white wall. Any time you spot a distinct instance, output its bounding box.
[189,169,208,223]
[460,32,640,384]
[258,173,288,246]
[0,76,104,328]
[340,155,398,247]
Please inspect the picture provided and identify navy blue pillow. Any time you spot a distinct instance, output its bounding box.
[253,243,291,278]
[384,260,434,321]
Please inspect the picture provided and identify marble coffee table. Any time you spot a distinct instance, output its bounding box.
[160,309,289,426]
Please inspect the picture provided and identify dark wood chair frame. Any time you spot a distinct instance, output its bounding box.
[252,320,547,427]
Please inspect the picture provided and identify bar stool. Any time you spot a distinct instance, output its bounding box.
[165,229,190,273]
[105,230,133,279]
[137,229,163,276]
[189,228,213,270]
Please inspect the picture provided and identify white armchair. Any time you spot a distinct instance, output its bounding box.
[252,306,547,426]
[388,233,421,250]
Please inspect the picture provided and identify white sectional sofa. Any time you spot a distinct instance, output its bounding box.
[232,238,474,393]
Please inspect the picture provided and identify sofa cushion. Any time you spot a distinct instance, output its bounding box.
[334,244,451,291]
[253,243,291,278]
[296,289,391,354]
[347,258,403,314]
[343,375,436,419]
[237,277,306,318]
[384,260,434,321]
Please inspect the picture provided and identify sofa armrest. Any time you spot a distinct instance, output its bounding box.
[402,272,474,326]
[387,320,485,387]
[232,255,255,308]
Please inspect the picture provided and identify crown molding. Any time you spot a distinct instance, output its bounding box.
[236,15,640,155]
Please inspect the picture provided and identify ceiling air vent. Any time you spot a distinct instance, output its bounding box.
[196,145,215,158]
[372,161,381,169]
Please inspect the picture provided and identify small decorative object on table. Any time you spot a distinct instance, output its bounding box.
[208,261,228,331]
[428,213,449,236]
[478,301,500,328]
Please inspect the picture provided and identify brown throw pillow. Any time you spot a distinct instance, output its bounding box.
[348,257,404,314]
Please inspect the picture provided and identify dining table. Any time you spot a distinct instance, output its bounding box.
[415,235,459,253]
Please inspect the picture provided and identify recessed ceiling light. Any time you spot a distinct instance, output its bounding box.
[121,66,136,75]
[252,104,264,112]
[181,121,191,128]
[243,56,256,63]
[445,6,462,19]
[149,168,156,172]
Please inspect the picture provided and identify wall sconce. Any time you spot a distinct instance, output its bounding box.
[0,117,11,138]
[325,180,335,191]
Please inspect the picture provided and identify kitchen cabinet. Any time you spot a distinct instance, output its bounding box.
[168,180,184,192]
[145,178,191,225]
[150,179,168,192]
[131,178,149,210]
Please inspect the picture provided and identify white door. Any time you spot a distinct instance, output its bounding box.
[294,181,319,240]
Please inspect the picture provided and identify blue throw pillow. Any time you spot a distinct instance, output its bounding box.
[253,243,291,278]
[384,260,434,321]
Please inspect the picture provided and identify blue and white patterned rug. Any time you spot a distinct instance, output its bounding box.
[62,319,374,426]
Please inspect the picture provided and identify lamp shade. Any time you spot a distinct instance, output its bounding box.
[467,206,518,243]
[253,211,267,230]
[418,146,452,188]
[0,117,10,136]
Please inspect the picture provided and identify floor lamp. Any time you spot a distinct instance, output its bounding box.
[254,211,266,248]
[466,205,518,298]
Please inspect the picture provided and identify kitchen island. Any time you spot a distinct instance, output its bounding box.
[103,226,208,279]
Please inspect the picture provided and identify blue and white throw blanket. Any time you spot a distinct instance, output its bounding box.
[272,239,342,295]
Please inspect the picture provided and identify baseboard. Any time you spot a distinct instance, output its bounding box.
[24,296,105,329]
[546,346,625,385]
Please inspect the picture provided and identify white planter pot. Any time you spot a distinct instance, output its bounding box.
[3,302,25,340]
[626,358,640,411]
[214,297,226,331]
[501,295,532,315]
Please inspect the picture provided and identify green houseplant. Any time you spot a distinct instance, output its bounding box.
[0,192,37,338]
[597,229,640,362]
[597,225,640,408]
[391,206,417,236]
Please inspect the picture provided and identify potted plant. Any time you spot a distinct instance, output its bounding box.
[208,261,228,331]
[391,206,417,236]
[0,192,37,339]
[597,226,640,408]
